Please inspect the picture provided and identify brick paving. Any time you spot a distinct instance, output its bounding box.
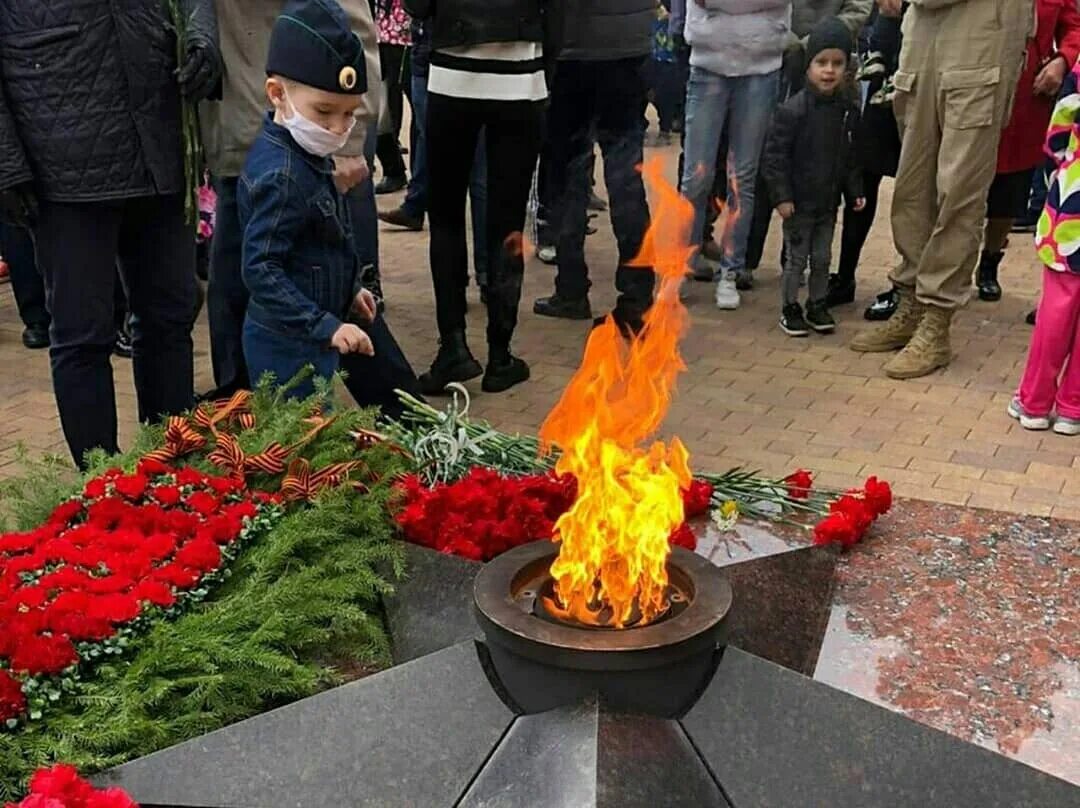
[1,144,1077,517]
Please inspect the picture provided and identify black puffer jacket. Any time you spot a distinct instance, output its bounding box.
[0,0,218,202]
[403,0,546,50]
[761,88,863,215]
[558,0,653,61]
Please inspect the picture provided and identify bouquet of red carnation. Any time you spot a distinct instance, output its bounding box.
[5,764,137,807]
[395,469,704,562]
[812,476,893,549]
[0,462,274,728]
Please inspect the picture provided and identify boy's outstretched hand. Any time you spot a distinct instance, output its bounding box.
[331,323,375,356]
[852,197,867,212]
[776,202,795,220]
[352,288,378,324]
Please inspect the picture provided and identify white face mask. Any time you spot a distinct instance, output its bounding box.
[280,89,356,157]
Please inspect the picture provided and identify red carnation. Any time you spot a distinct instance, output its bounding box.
[0,668,26,723]
[143,532,178,561]
[46,500,83,527]
[176,467,206,487]
[864,476,893,518]
[785,469,814,500]
[174,537,221,572]
[668,522,698,550]
[185,491,220,518]
[133,579,177,608]
[85,787,140,808]
[10,633,78,676]
[151,563,201,589]
[86,498,130,529]
[152,485,182,507]
[206,475,241,496]
[87,592,141,624]
[83,477,108,500]
[27,764,94,803]
[137,457,172,477]
[681,479,714,519]
[113,474,149,502]
[813,511,858,549]
[0,530,39,556]
[830,494,873,541]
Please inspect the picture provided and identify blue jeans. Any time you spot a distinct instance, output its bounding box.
[680,67,779,275]
[243,316,337,401]
[405,71,488,281]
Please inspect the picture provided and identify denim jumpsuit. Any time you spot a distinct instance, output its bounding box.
[239,115,359,398]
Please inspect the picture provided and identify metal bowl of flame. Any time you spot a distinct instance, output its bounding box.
[474,541,731,717]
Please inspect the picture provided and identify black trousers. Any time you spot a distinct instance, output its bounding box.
[376,43,409,181]
[1,222,48,329]
[426,92,544,354]
[35,194,196,467]
[547,58,654,315]
[837,172,886,283]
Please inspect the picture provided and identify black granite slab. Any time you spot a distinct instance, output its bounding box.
[458,697,730,808]
[383,541,483,663]
[718,545,837,675]
[98,642,514,808]
[681,647,1080,808]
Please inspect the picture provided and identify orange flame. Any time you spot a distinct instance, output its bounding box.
[539,159,695,628]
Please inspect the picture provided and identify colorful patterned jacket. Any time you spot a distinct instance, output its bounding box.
[1036,60,1080,275]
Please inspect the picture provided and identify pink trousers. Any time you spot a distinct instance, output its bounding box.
[1017,268,1080,419]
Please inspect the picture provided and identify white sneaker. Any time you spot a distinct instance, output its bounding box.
[537,245,557,265]
[715,278,741,310]
[1008,397,1050,431]
[1053,415,1080,436]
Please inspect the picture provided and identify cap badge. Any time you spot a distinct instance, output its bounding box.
[339,66,358,91]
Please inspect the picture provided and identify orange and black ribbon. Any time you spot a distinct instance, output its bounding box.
[142,416,208,464]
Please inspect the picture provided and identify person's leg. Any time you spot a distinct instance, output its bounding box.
[35,200,124,465]
[679,66,729,255]
[1016,269,1080,417]
[242,317,336,401]
[118,193,196,425]
[340,313,421,419]
[207,176,250,393]
[482,99,544,379]
[596,57,654,322]
[538,60,597,313]
[722,70,780,281]
[399,71,429,221]
[353,121,383,301]
[421,91,484,393]
[1054,277,1080,422]
[375,43,408,184]
[1,223,48,332]
[808,212,837,305]
[836,172,884,285]
[469,128,489,288]
[780,213,812,308]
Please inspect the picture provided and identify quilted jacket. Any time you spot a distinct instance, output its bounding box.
[1034,60,1080,276]
[0,0,218,202]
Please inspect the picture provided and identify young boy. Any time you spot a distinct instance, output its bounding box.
[761,17,865,337]
[240,0,379,398]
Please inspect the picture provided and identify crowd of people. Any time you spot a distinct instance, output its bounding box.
[1,0,1079,469]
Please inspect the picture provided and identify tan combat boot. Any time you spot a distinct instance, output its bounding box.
[849,289,924,353]
[884,306,953,379]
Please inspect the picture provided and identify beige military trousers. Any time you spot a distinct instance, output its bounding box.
[889,0,1033,309]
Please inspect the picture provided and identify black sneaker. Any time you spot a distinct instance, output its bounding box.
[826,274,856,306]
[534,294,593,320]
[114,326,133,358]
[805,301,836,333]
[378,206,424,231]
[482,355,530,393]
[780,304,810,337]
[734,269,754,291]
[1026,309,1037,326]
[21,324,49,350]
[418,332,483,396]
[375,175,407,195]
[864,288,898,321]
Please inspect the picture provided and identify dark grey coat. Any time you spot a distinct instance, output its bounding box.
[556,0,654,61]
[0,0,218,202]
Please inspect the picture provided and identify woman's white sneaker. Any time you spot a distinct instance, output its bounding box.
[715,278,741,310]
[1007,397,1050,431]
[1053,415,1080,436]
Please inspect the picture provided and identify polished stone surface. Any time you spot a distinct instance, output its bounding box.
[99,642,514,807]
[384,542,482,663]
[458,697,730,808]
[683,646,1080,807]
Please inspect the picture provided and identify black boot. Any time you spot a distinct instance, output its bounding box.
[864,287,899,321]
[826,274,856,306]
[418,331,483,396]
[533,294,593,320]
[482,351,530,393]
[976,250,1003,301]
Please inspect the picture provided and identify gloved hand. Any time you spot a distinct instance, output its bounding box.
[177,37,223,101]
[0,184,38,228]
